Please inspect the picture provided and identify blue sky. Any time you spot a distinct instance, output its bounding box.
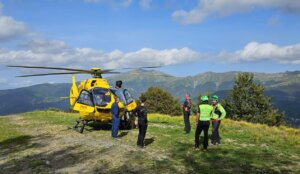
[0,0,299,89]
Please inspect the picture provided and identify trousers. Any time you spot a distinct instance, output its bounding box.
[137,120,148,147]
[111,116,120,138]
[195,121,210,149]
[183,111,191,133]
[212,120,221,144]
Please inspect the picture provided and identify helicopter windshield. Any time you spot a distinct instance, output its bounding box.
[77,90,94,106]
[92,88,111,106]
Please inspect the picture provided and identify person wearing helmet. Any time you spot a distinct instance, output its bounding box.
[182,93,192,134]
[195,95,213,151]
[211,95,226,145]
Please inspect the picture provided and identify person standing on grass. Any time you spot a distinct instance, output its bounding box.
[211,95,226,145]
[135,97,148,148]
[195,96,213,151]
[183,93,192,134]
[111,97,120,138]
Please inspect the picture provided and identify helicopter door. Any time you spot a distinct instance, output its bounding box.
[123,89,134,105]
[123,89,137,112]
[73,90,95,113]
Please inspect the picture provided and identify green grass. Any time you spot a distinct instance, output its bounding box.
[0,111,299,174]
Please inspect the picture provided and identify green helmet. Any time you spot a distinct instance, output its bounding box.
[201,95,209,101]
[212,95,219,101]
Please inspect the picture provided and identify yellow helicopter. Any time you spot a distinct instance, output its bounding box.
[7,65,160,133]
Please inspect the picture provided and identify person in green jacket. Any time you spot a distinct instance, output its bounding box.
[211,95,226,145]
[195,96,213,151]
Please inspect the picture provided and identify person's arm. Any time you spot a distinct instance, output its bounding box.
[133,106,138,116]
[219,104,226,120]
[195,106,200,124]
[183,101,188,112]
[111,103,117,116]
[196,113,200,122]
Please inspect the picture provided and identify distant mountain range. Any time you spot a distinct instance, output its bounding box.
[0,70,299,127]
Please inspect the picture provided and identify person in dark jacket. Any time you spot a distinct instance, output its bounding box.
[135,97,148,148]
[111,97,120,138]
[211,95,226,145]
[183,93,192,134]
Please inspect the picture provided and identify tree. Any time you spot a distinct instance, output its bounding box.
[223,73,285,126]
[140,87,182,116]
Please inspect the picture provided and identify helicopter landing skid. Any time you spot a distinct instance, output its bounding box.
[73,119,89,133]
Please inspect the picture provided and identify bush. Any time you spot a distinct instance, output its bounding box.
[140,87,182,116]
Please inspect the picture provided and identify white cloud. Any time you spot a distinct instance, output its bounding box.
[140,0,152,9]
[218,42,300,64]
[22,39,69,53]
[172,0,300,24]
[84,0,133,8]
[1,39,299,72]
[103,47,201,68]
[0,39,202,69]
[0,2,28,40]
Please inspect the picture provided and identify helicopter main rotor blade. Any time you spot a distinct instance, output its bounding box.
[7,65,161,72]
[120,65,162,70]
[102,71,121,74]
[16,72,89,77]
[16,70,120,77]
[7,65,91,72]
[124,72,174,77]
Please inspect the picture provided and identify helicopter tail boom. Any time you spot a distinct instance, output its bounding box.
[70,75,79,106]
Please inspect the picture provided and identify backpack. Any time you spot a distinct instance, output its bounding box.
[214,105,222,118]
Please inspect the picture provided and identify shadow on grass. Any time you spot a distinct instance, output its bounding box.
[0,134,52,157]
[84,121,131,132]
[118,131,129,138]
[168,141,294,174]
[0,145,87,174]
[92,150,178,174]
[87,121,111,131]
[145,137,155,146]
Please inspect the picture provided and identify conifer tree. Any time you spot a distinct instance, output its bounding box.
[223,73,285,126]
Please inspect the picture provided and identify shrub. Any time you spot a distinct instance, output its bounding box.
[140,87,182,116]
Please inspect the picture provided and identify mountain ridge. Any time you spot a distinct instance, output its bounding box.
[1,70,300,127]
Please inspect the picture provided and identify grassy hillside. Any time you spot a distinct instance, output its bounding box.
[0,111,299,174]
[0,83,70,115]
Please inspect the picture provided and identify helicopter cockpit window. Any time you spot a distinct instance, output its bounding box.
[77,90,94,106]
[93,88,111,106]
[124,89,134,104]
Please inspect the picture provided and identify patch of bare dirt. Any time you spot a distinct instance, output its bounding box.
[0,116,172,174]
